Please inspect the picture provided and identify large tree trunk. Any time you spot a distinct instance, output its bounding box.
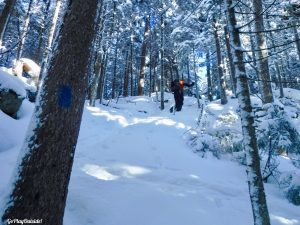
[225,1,271,225]
[1,1,100,224]
[252,0,274,103]
[213,18,227,104]
[138,17,149,96]
[0,0,17,44]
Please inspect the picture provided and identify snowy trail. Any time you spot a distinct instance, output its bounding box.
[64,96,255,225]
[63,95,300,225]
[0,95,299,225]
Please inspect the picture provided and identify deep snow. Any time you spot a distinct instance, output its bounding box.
[0,92,299,225]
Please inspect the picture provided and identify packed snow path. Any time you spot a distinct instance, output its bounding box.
[64,95,300,225]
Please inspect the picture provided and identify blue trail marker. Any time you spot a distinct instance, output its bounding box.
[58,85,72,108]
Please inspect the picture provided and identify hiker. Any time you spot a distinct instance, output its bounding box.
[170,79,194,112]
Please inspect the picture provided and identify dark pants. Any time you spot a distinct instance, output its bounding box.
[174,90,184,111]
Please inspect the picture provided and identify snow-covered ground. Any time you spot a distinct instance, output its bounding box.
[0,92,299,225]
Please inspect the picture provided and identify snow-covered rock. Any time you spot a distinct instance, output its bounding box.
[0,69,26,118]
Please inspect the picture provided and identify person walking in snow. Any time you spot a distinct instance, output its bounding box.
[170,79,194,112]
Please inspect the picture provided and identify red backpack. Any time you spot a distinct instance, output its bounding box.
[179,80,184,91]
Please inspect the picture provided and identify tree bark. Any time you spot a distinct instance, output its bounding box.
[225,1,271,225]
[1,1,100,224]
[252,0,274,103]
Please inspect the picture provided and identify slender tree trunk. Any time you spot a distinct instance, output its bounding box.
[16,0,33,61]
[89,52,102,106]
[149,21,152,97]
[187,56,190,83]
[98,52,108,103]
[224,25,237,96]
[130,42,134,96]
[111,46,118,99]
[170,61,174,82]
[88,0,105,102]
[193,47,201,108]
[33,0,51,63]
[0,0,17,44]
[265,19,284,98]
[123,50,129,97]
[138,17,149,96]
[292,24,300,61]
[275,62,284,98]
[225,1,271,225]
[187,55,192,96]
[160,13,164,110]
[1,1,100,224]
[154,61,158,99]
[175,58,180,80]
[213,19,227,104]
[39,0,62,82]
[248,24,257,69]
[252,0,274,103]
[206,51,213,101]
[280,56,288,88]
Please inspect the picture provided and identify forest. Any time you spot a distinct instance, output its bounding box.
[0,0,300,225]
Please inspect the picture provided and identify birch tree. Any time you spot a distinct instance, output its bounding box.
[225,0,271,224]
